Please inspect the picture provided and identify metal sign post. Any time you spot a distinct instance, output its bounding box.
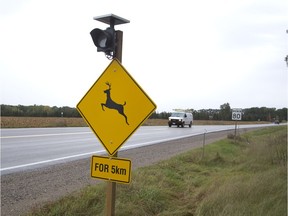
[106,152,118,216]
[234,120,238,142]
[90,14,128,216]
[78,14,156,216]
[106,28,123,216]
[232,108,242,142]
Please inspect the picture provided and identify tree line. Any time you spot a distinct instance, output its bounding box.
[1,103,287,122]
[150,103,287,122]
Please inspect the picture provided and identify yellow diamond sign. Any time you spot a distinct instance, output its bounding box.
[77,59,157,156]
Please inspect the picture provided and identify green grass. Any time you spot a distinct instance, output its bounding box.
[27,126,287,216]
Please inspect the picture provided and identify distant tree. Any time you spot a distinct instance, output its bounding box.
[149,111,171,119]
[159,111,171,119]
[242,107,280,122]
[276,108,288,121]
[149,111,158,119]
[219,103,231,120]
[195,109,209,120]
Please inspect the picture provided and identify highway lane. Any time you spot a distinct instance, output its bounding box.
[1,124,275,174]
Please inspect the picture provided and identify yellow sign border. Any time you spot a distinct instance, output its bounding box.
[77,59,157,155]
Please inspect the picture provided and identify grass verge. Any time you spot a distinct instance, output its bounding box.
[27,126,287,216]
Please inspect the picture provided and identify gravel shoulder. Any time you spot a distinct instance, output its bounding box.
[1,129,252,216]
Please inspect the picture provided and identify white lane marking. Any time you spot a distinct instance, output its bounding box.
[1,131,203,170]
[0,150,107,172]
[1,130,166,139]
[3,125,275,173]
[1,132,92,139]
[0,133,200,173]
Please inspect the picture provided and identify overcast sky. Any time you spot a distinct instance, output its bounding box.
[1,0,287,112]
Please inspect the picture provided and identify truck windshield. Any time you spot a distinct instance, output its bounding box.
[171,112,184,117]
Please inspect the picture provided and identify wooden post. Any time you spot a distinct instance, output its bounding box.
[106,152,117,216]
[202,129,206,159]
[115,31,123,62]
[234,120,237,143]
[106,30,123,216]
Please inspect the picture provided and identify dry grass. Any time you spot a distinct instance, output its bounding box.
[27,126,287,216]
[0,116,87,128]
[1,116,270,128]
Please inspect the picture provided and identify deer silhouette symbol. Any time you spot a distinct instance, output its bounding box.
[101,82,129,125]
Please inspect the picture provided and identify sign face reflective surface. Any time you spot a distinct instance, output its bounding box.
[77,59,156,155]
[232,108,242,121]
[91,155,131,184]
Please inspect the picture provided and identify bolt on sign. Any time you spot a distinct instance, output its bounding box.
[77,59,157,156]
[91,155,131,183]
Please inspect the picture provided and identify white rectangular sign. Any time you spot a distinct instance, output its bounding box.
[91,155,131,184]
[232,109,242,121]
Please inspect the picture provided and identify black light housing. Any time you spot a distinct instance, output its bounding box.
[91,14,130,59]
[90,27,115,55]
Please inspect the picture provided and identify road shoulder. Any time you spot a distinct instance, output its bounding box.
[1,129,251,216]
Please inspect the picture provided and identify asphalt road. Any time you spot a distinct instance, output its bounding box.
[1,124,274,174]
